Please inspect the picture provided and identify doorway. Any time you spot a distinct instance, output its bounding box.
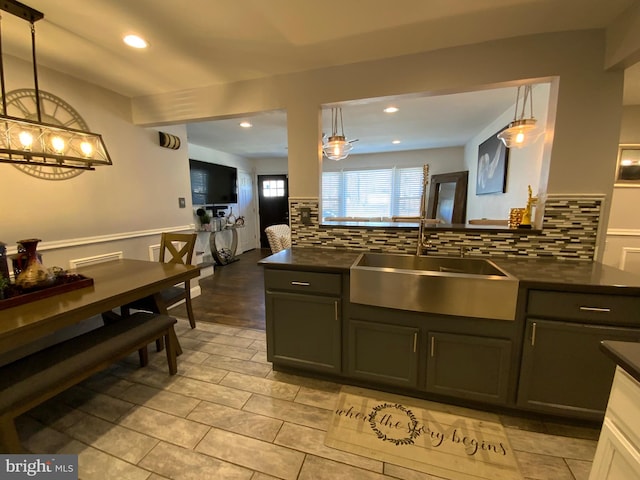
[258,174,289,248]
[237,170,257,253]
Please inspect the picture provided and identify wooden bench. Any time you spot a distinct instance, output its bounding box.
[0,312,178,453]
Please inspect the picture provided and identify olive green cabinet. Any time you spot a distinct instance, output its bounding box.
[347,319,419,388]
[517,290,640,420]
[426,332,512,404]
[265,269,342,373]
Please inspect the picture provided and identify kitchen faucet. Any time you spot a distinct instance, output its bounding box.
[416,164,430,256]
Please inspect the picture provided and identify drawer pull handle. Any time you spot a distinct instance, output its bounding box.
[334,301,339,321]
[531,322,537,347]
[290,281,310,286]
[430,336,434,357]
[414,333,418,354]
[579,306,611,313]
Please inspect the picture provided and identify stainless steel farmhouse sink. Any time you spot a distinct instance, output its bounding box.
[350,253,519,320]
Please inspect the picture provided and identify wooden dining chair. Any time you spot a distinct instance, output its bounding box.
[122,232,198,329]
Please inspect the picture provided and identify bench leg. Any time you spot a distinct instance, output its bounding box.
[138,345,149,367]
[0,417,23,453]
[164,330,178,375]
[157,320,182,356]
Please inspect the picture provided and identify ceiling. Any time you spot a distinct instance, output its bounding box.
[1,0,638,158]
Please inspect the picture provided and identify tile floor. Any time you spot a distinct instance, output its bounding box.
[17,318,601,480]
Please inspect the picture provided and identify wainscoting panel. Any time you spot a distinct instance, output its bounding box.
[620,247,640,274]
[148,244,161,262]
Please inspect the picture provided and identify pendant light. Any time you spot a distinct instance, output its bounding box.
[497,84,542,149]
[0,0,112,171]
[322,107,354,161]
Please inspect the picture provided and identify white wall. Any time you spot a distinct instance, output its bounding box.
[254,157,288,175]
[465,83,550,221]
[187,144,262,252]
[0,56,194,269]
[603,105,640,273]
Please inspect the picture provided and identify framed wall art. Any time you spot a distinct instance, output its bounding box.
[615,144,640,186]
[476,129,509,195]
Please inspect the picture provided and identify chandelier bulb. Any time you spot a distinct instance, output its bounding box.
[51,136,65,153]
[80,141,93,157]
[18,131,33,150]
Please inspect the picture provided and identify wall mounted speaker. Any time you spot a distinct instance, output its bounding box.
[159,131,181,150]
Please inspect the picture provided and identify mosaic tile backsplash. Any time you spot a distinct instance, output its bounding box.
[289,195,603,261]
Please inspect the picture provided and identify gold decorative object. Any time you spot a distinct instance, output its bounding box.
[509,208,524,229]
[519,185,538,229]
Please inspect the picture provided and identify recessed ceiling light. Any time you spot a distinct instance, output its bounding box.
[239,121,253,128]
[384,107,399,113]
[392,140,401,144]
[123,34,148,49]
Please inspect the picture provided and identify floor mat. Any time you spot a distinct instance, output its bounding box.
[325,386,523,480]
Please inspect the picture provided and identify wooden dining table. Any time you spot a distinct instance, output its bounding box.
[0,258,199,356]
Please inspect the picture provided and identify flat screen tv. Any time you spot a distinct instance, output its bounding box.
[189,159,238,205]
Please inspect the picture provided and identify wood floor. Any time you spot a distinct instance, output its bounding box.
[171,248,272,330]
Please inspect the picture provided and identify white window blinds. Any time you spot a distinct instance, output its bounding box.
[321,166,423,219]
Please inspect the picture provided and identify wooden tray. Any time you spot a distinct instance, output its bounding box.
[0,274,94,311]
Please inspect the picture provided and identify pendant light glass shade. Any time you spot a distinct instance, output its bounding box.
[323,107,353,161]
[497,85,542,149]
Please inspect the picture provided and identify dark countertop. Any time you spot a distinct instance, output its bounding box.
[600,341,640,384]
[258,248,362,272]
[491,257,640,293]
[259,247,640,292]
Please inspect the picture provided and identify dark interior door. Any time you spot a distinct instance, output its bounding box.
[258,174,289,248]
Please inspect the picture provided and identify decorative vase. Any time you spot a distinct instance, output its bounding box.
[15,238,54,290]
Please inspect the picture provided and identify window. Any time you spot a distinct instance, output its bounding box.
[262,179,285,197]
[321,166,423,219]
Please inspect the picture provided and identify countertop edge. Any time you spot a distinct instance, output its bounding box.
[258,248,640,291]
[600,340,640,384]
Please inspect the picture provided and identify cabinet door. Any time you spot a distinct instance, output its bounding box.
[589,419,640,480]
[347,319,419,388]
[517,319,640,419]
[266,292,341,373]
[426,332,511,404]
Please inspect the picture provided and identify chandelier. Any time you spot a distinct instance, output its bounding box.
[497,84,542,149]
[322,107,354,161]
[0,0,112,171]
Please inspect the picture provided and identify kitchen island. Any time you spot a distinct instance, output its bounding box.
[260,247,640,421]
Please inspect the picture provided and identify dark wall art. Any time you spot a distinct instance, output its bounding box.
[477,130,509,195]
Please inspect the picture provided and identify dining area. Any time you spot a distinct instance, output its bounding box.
[0,236,200,454]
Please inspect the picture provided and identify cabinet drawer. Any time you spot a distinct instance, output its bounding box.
[265,269,341,295]
[527,290,640,326]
